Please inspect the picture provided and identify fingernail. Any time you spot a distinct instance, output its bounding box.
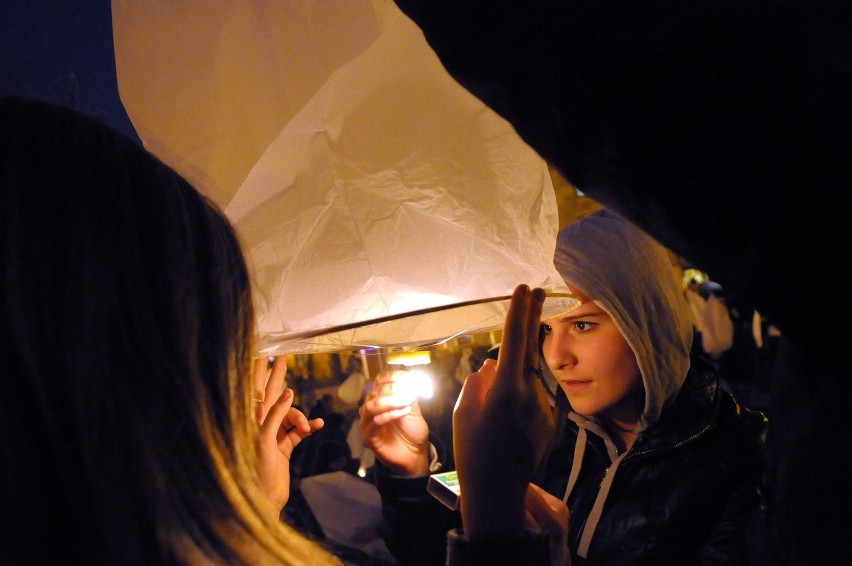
[282,388,292,400]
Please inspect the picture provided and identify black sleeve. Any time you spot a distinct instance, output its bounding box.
[445,528,552,566]
[374,460,462,565]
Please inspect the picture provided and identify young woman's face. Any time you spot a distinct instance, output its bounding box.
[542,289,643,422]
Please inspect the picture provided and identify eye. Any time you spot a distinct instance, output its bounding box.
[541,323,553,334]
[574,321,595,332]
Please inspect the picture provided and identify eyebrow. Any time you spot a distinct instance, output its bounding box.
[550,309,605,322]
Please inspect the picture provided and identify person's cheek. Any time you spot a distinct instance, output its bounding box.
[541,333,554,369]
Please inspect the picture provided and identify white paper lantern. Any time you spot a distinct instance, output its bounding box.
[113,0,577,355]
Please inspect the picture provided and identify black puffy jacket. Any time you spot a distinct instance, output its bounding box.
[375,358,766,565]
[541,358,766,565]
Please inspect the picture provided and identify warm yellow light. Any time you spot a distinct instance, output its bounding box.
[393,369,435,400]
[387,350,432,367]
[682,267,709,288]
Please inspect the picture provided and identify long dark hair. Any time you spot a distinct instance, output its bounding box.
[0,97,333,564]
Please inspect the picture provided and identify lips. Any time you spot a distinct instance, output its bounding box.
[561,380,592,394]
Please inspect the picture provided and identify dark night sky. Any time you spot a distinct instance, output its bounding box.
[0,0,140,143]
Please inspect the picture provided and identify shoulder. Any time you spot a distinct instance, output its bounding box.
[655,358,766,445]
[715,387,768,443]
[675,356,721,410]
[686,357,767,432]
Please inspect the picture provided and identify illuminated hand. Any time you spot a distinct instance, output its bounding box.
[453,284,555,538]
[359,369,432,476]
[254,356,323,516]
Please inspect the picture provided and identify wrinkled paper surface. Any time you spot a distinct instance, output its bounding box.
[113,0,576,355]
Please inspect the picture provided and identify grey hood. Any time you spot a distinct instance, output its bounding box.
[552,209,694,558]
[553,208,693,433]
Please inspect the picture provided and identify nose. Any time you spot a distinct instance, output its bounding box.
[542,326,577,371]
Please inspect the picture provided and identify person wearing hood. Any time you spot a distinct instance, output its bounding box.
[360,209,767,565]
[386,2,850,562]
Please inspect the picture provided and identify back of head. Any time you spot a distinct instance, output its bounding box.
[0,97,328,564]
[553,209,693,430]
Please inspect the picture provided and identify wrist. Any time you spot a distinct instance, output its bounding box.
[460,490,526,538]
[384,442,439,476]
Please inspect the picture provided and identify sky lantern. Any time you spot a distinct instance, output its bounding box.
[113,0,577,356]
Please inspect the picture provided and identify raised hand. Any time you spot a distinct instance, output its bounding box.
[359,369,432,476]
[453,284,555,538]
[253,356,324,516]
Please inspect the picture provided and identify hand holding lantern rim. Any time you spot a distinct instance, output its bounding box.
[453,284,567,561]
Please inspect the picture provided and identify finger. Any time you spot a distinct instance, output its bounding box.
[360,401,399,434]
[371,370,409,395]
[365,390,416,412]
[252,356,269,401]
[265,356,287,409]
[525,288,546,372]
[284,404,310,434]
[479,357,497,374]
[525,483,569,533]
[495,284,532,395]
[287,416,325,452]
[252,357,270,422]
[368,404,413,426]
[260,387,295,441]
[453,368,497,449]
[524,484,567,533]
[306,417,325,432]
[453,364,495,414]
[526,483,569,566]
[371,369,398,387]
[371,373,420,407]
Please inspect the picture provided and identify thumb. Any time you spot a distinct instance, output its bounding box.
[454,360,496,413]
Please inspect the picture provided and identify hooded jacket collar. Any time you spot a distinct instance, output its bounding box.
[552,209,696,557]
